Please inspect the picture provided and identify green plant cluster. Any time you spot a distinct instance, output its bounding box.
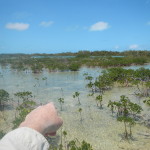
[108,95,142,139]
[95,95,103,109]
[14,91,33,101]
[1,50,150,58]
[49,140,93,150]
[0,89,9,110]
[13,91,36,129]
[48,130,93,150]
[58,98,64,111]
[85,67,150,97]
[73,92,81,105]
[143,98,150,106]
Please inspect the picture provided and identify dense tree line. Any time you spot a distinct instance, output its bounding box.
[1,50,150,58]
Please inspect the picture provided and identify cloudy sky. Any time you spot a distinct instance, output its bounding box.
[0,0,150,53]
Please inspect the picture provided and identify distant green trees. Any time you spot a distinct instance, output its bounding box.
[76,51,91,58]
[69,63,80,71]
[0,51,149,73]
[50,50,150,57]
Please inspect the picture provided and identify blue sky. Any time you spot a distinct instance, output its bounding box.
[0,0,150,54]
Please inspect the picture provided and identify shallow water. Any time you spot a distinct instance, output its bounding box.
[0,65,150,150]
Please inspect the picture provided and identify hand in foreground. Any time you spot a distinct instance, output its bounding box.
[19,102,63,136]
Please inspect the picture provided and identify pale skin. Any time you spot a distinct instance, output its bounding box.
[20,102,63,136]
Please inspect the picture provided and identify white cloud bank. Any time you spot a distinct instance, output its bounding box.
[90,21,110,31]
[129,44,139,49]
[40,21,54,27]
[5,23,29,30]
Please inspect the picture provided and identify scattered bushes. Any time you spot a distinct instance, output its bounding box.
[71,90,145,141]
[69,63,80,71]
[85,67,150,97]
[0,89,9,110]
[13,91,36,129]
[108,95,142,139]
[0,52,149,72]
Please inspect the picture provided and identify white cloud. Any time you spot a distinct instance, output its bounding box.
[90,21,110,31]
[5,23,29,31]
[40,21,54,27]
[129,44,139,49]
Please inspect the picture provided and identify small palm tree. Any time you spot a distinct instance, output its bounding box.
[95,95,103,109]
[58,98,64,111]
[73,92,81,105]
[107,100,114,115]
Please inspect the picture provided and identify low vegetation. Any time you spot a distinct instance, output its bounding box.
[108,95,142,140]
[0,50,149,73]
[0,89,9,111]
[84,67,150,97]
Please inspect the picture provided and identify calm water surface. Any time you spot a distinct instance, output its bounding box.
[0,65,150,150]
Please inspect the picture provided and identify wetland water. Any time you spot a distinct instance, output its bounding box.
[0,65,150,150]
